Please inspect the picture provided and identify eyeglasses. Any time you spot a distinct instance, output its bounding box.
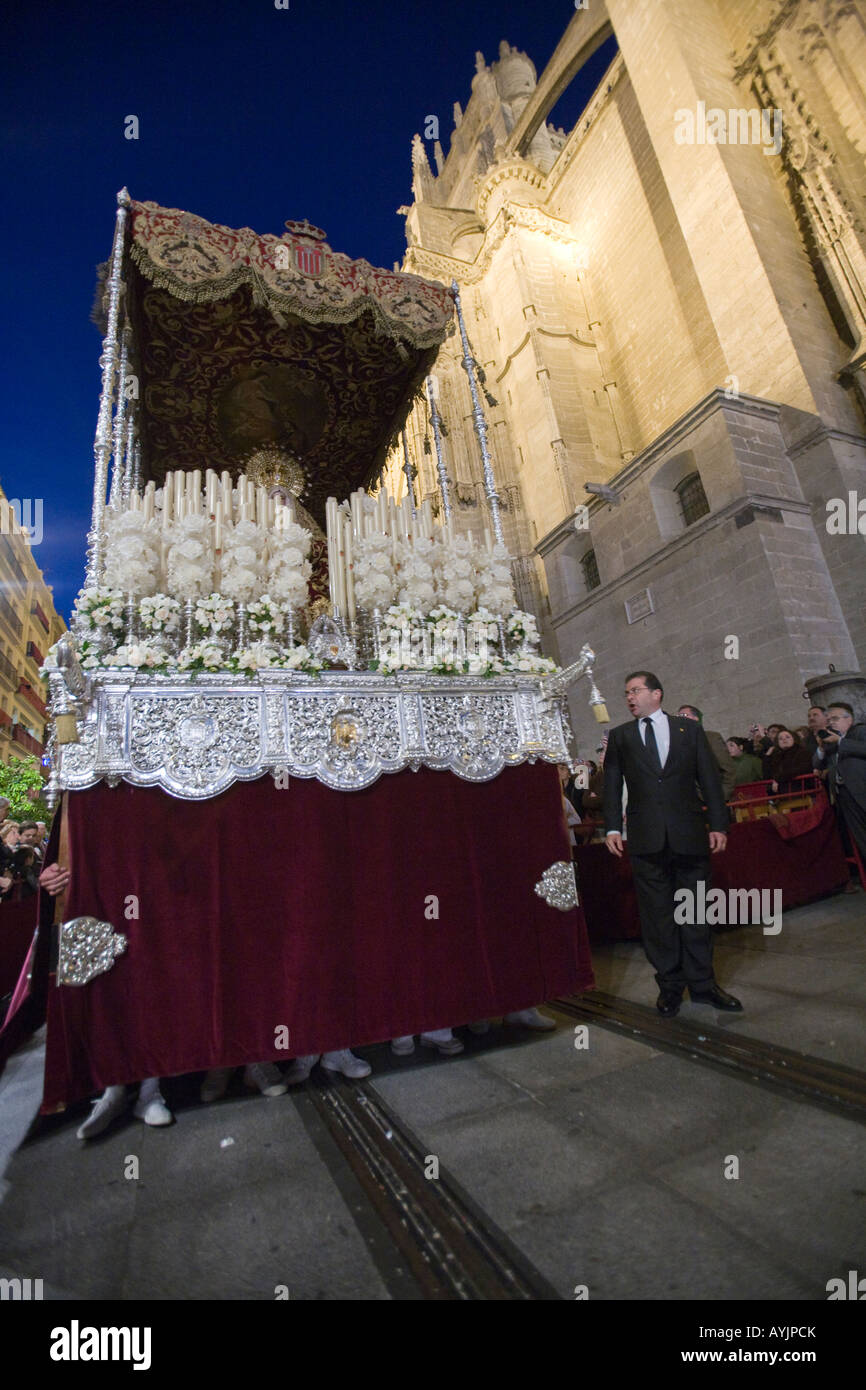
[624,685,649,696]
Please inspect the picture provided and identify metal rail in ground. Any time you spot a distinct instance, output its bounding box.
[294,1070,561,1301]
[554,991,866,1121]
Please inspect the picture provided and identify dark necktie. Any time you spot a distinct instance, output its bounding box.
[643,716,662,770]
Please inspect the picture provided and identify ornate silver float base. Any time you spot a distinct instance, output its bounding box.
[46,668,572,800]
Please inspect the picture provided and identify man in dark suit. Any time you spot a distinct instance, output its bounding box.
[603,671,742,1017]
[815,702,866,863]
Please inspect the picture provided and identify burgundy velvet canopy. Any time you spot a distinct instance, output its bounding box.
[97,199,456,525]
[42,761,593,1110]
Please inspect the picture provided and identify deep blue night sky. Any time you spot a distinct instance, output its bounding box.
[1,0,616,621]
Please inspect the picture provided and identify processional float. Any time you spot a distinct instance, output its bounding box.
[44,189,606,803]
[36,190,603,1106]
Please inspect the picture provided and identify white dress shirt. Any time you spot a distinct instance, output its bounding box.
[639,707,670,767]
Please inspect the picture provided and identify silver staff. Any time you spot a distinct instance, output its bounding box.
[400,429,416,517]
[451,278,502,544]
[425,375,452,520]
[85,187,130,588]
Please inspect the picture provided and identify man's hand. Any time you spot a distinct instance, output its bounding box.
[822,730,841,745]
[709,832,727,854]
[605,832,624,858]
[39,863,70,897]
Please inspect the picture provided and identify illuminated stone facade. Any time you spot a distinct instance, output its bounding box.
[382,0,866,746]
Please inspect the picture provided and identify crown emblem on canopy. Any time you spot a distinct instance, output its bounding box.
[281,220,330,277]
[242,446,307,499]
[283,219,327,242]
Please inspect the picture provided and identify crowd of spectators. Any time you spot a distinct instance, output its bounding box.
[0,796,47,901]
[561,700,865,884]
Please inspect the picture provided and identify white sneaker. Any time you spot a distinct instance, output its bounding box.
[76,1085,128,1140]
[283,1054,319,1085]
[321,1049,372,1079]
[420,1029,464,1056]
[244,1062,288,1097]
[467,1020,491,1035]
[133,1092,173,1126]
[390,1035,415,1056]
[200,1067,234,1103]
[504,1007,556,1031]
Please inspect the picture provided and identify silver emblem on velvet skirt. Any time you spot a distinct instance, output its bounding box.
[534,861,579,911]
[57,916,127,986]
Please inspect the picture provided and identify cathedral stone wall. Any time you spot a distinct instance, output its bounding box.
[383,0,866,741]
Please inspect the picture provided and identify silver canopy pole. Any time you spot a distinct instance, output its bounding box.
[425,375,452,520]
[85,187,130,588]
[451,279,503,544]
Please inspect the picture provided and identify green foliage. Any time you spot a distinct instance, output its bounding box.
[0,754,50,822]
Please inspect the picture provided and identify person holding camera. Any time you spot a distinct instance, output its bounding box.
[814,702,866,871]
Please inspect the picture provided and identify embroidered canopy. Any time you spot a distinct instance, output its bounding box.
[97,198,454,523]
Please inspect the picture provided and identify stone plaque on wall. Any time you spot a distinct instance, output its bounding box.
[625,588,654,624]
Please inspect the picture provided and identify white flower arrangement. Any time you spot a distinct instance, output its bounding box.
[394,536,436,611]
[506,610,540,646]
[72,587,126,634]
[166,513,214,599]
[434,537,477,614]
[195,592,234,635]
[139,594,181,635]
[247,594,284,638]
[233,641,281,673]
[104,641,169,670]
[503,652,559,676]
[177,640,224,672]
[354,534,397,611]
[472,543,516,617]
[219,518,263,602]
[267,516,312,606]
[467,607,502,643]
[102,509,162,597]
[274,643,323,673]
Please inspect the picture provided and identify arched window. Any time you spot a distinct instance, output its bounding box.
[675,472,710,527]
[581,548,600,592]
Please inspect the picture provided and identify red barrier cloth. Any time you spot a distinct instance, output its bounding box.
[42,762,593,1109]
[712,799,849,907]
[0,898,39,999]
[576,797,849,944]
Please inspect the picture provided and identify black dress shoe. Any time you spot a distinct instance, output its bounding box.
[689,984,743,1012]
[656,990,682,1017]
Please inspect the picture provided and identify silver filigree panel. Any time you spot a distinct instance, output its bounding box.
[420,692,520,780]
[128,691,263,794]
[57,916,127,986]
[534,861,579,911]
[51,671,574,799]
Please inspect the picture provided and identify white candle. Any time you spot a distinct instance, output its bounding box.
[335,519,345,614]
[214,499,223,553]
[190,470,202,508]
[221,470,233,513]
[350,491,363,539]
[174,471,184,517]
[162,483,173,529]
[206,471,218,515]
[257,486,268,529]
[344,515,356,622]
[326,498,338,609]
[143,482,155,523]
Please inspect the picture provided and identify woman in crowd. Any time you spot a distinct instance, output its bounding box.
[763,728,814,793]
[726,737,764,786]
